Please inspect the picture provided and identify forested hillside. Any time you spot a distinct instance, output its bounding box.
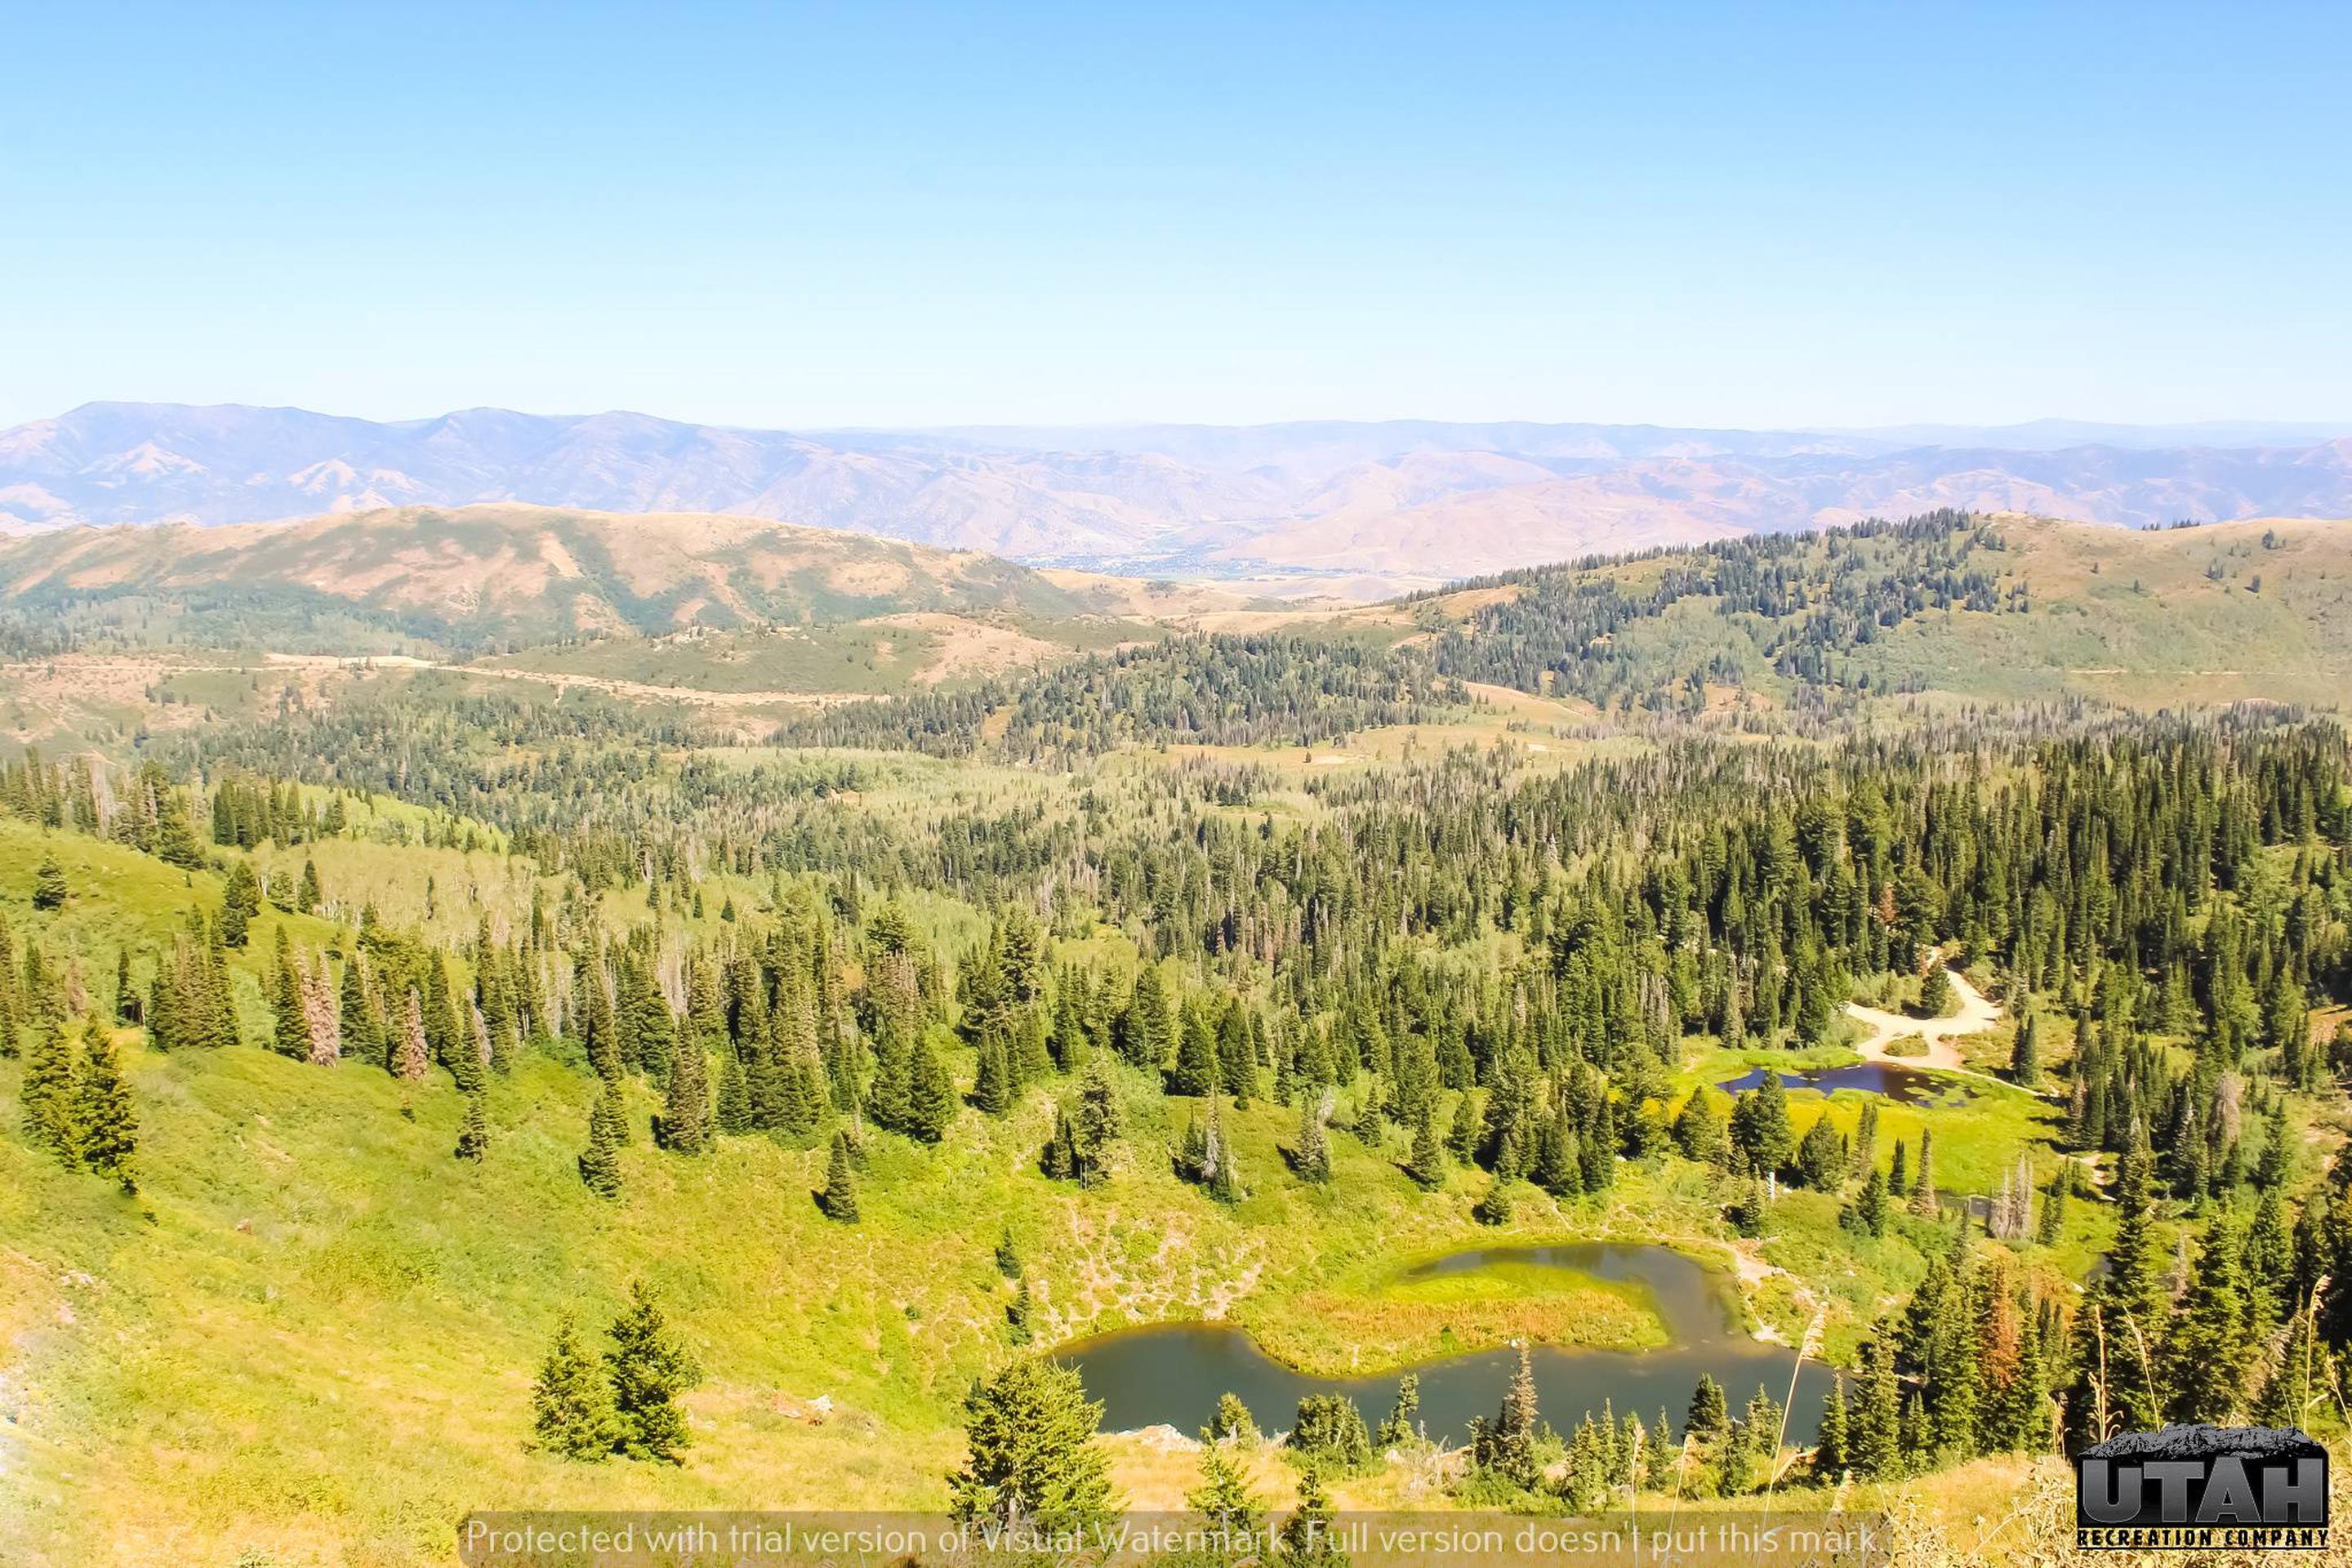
[4,510,2352,1567]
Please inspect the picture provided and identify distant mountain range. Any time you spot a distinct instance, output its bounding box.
[4,402,2348,581]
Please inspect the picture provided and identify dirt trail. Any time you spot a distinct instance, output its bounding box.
[1843,965,2003,1077]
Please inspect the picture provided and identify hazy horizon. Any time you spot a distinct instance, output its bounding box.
[8,3,2349,431]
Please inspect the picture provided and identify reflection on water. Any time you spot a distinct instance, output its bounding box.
[1058,1243,1827,1443]
[1714,1060,1972,1106]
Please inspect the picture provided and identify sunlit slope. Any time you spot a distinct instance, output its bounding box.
[0,504,1111,653]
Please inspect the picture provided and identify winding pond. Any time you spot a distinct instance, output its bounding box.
[1059,1243,1829,1443]
[1714,1060,1972,1106]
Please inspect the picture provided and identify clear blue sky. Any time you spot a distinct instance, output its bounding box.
[5,2,2346,430]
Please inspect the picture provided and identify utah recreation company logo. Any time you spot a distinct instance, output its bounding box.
[2075,1425,2330,1550]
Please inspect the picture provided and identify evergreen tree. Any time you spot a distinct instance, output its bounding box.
[907,1031,958,1142]
[31,854,66,911]
[20,1018,78,1164]
[579,1077,627,1198]
[1275,1464,1346,1568]
[818,1129,861,1223]
[1405,1107,1446,1188]
[604,1281,702,1463]
[1374,1372,1421,1450]
[2011,1013,2042,1089]
[1908,1127,1939,1217]
[1842,1167,1890,1238]
[659,1044,713,1154]
[65,1024,138,1192]
[947,1356,1118,1536]
[531,1314,619,1460]
[714,1046,753,1135]
[455,1090,490,1162]
[1293,1091,1331,1183]
[1472,1343,1540,1488]
[1730,1074,1794,1175]
[1812,1375,1849,1479]
[1188,1426,1267,1558]
[1795,1113,1846,1190]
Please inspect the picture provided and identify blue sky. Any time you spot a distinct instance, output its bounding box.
[4,2,2346,430]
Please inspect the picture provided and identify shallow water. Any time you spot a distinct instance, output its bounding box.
[1714,1060,1973,1106]
[1058,1242,1828,1442]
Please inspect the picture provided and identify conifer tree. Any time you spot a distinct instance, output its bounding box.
[114,947,137,1026]
[1293,1090,1331,1183]
[2011,1013,2042,1089]
[579,1077,627,1198]
[32,854,66,911]
[947,1356,1117,1536]
[531,1313,619,1460]
[394,987,430,1081]
[71,1023,138,1192]
[20,1018,78,1164]
[1730,1073,1793,1176]
[455,1090,490,1162]
[1275,1464,1345,1568]
[1842,1167,1890,1238]
[1909,1128,1940,1217]
[1187,1428,1267,1557]
[604,1281,702,1463]
[714,1047,753,1135]
[1405,1107,1446,1189]
[271,927,305,1058]
[659,1043,712,1154]
[1812,1374,1849,1479]
[818,1129,860,1223]
[907,1031,958,1142]
[1472,1343,1540,1488]
[973,1031,1013,1115]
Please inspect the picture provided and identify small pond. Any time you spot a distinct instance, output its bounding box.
[1058,1243,1828,1443]
[1714,1060,1973,1106]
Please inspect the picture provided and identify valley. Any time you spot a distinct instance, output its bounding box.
[0,506,2346,1568]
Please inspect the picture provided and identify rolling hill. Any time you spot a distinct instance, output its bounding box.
[0,504,1146,654]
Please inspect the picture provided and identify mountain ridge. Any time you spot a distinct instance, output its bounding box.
[7,402,2352,581]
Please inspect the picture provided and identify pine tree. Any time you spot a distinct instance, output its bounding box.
[973,1031,1013,1115]
[659,1045,712,1154]
[1374,1373,1421,1450]
[394,987,430,1081]
[2011,1013,2042,1089]
[579,1077,627,1198]
[455,1090,489,1162]
[1275,1464,1345,1568]
[818,1130,860,1222]
[1842,1166,1890,1238]
[1405,1107,1446,1189]
[1730,1073,1794,1175]
[2166,1213,2254,1423]
[1795,1113,1846,1190]
[1812,1374,1849,1479]
[1187,1428,1267,1557]
[1851,1335,1902,1479]
[907,1031,958,1142]
[604,1281,702,1463]
[531,1313,619,1460]
[1293,1090,1331,1183]
[31,854,66,911]
[714,1048,753,1135]
[271,927,305,1058]
[20,1018,78,1164]
[70,1023,138,1192]
[1909,1127,1939,1217]
[1472,1343,1540,1488]
[114,947,137,1026]
[947,1356,1117,1537]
